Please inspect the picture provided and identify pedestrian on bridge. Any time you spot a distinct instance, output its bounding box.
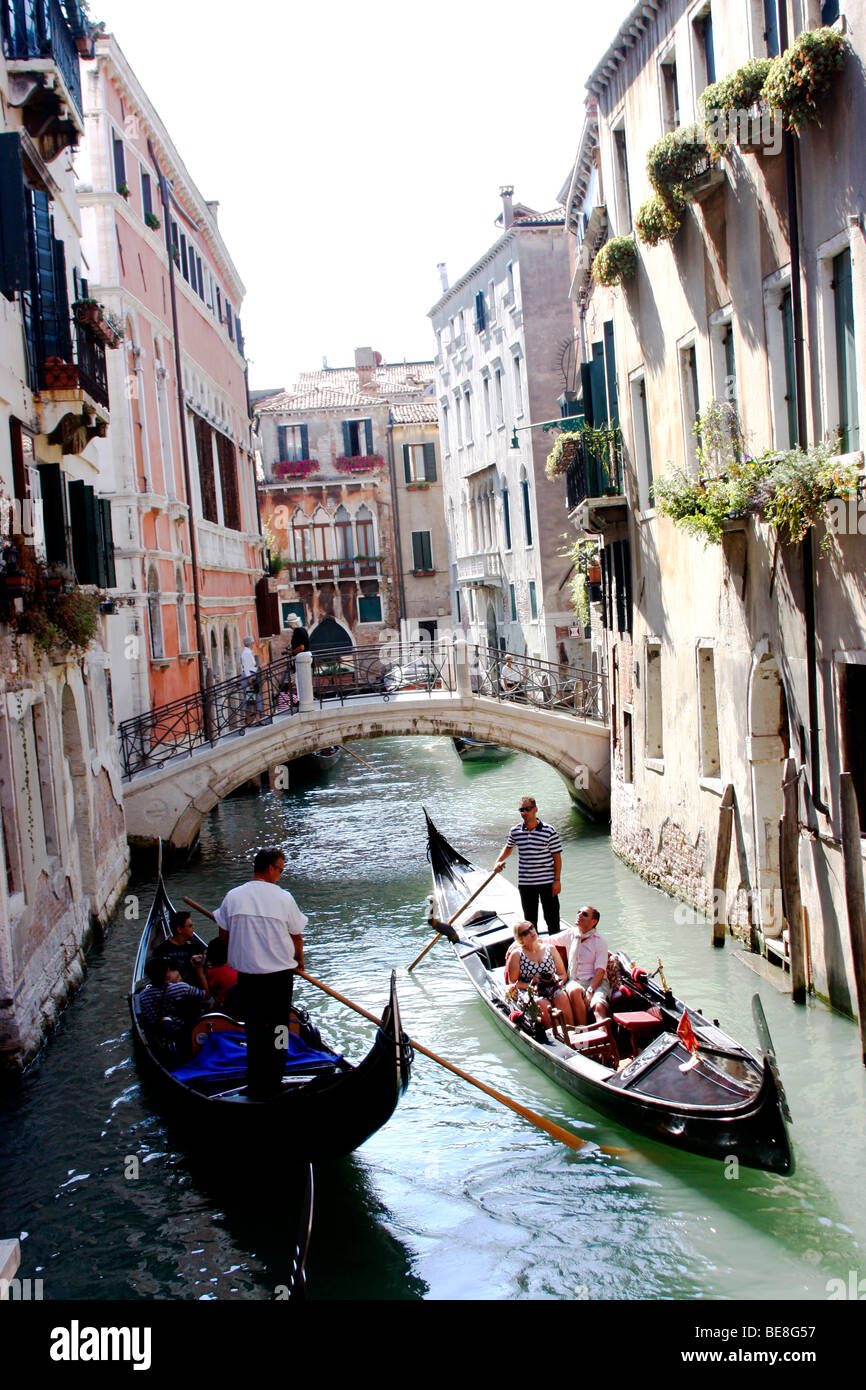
[493,795,562,933]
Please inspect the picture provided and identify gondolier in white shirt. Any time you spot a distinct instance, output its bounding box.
[493,795,563,932]
[215,848,307,1100]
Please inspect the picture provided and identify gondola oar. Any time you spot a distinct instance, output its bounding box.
[340,745,375,771]
[182,897,622,1156]
[407,870,498,973]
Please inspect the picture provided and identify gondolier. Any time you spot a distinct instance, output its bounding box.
[493,796,562,932]
[215,848,307,1100]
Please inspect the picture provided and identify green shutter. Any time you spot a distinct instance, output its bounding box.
[300,424,309,458]
[604,320,619,427]
[834,248,859,453]
[423,442,437,481]
[412,532,423,570]
[781,290,797,447]
[403,444,411,483]
[0,133,29,301]
[341,420,351,456]
[37,464,69,567]
[277,425,287,459]
[364,419,373,455]
[99,498,116,588]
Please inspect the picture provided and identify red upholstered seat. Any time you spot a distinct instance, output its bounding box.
[613,1008,663,1030]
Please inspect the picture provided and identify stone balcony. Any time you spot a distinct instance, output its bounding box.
[456,550,504,588]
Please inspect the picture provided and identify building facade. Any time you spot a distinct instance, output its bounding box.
[257,351,450,652]
[1,1,128,1068]
[561,0,865,1014]
[76,32,264,723]
[429,191,580,667]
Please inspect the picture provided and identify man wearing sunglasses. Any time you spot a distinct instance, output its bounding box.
[493,797,562,932]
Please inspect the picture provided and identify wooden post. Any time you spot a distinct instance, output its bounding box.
[712,784,735,947]
[780,758,807,1004]
[840,773,866,1066]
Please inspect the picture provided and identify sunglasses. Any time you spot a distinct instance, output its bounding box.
[518,926,536,938]
[519,805,535,813]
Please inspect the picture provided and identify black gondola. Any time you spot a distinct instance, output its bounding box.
[129,873,412,1163]
[425,812,794,1175]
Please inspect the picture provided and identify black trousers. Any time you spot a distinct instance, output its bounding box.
[237,970,294,1099]
[518,883,561,933]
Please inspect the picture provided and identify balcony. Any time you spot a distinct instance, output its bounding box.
[565,430,628,537]
[2,1,87,159]
[196,522,248,571]
[34,320,112,451]
[456,550,504,588]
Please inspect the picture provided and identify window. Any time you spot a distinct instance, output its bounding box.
[292,511,312,564]
[403,442,436,482]
[679,342,701,467]
[521,477,533,546]
[463,388,473,445]
[510,583,517,621]
[358,594,382,623]
[487,278,497,325]
[277,424,310,462]
[475,290,487,333]
[838,662,866,828]
[512,354,523,416]
[601,540,632,634]
[147,565,164,659]
[612,122,632,233]
[176,565,189,654]
[494,368,504,426]
[32,702,58,857]
[194,415,218,523]
[441,402,450,455]
[342,419,373,457]
[697,646,721,779]
[113,136,127,194]
[282,601,305,629]
[411,531,433,572]
[455,589,462,623]
[692,8,716,91]
[334,505,354,566]
[0,716,23,896]
[505,261,515,303]
[141,170,153,219]
[482,375,492,432]
[501,486,512,549]
[646,643,664,761]
[623,710,634,784]
[529,581,538,620]
[356,505,375,557]
[763,0,780,56]
[226,301,234,341]
[660,51,680,133]
[630,374,654,511]
[832,246,859,452]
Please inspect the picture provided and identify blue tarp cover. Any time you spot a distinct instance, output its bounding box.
[171,1030,341,1082]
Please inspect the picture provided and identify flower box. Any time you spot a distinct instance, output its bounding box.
[681,164,726,203]
[73,300,102,326]
[334,455,384,474]
[274,458,319,480]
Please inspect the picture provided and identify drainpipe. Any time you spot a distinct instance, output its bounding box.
[150,143,207,705]
[777,2,829,815]
[385,413,407,625]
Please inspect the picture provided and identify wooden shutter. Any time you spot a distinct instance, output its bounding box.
[403,444,411,483]
[255,574,280,638]
[277,425,288,460]
[37,464,69,567]
[141,172,153,217]
[364,419,373,455]
[423,442,437,481]
[0,133,30,301]
[299,424,309,458]
[99,497,116,588]
[341,420,351,456]
[113,137,126,190]
[226,303,233,340]
[194,415,218,523]
[216,433,241,531]
[412,532,423,570]
[68,481,99,584]
[604,320,619,426]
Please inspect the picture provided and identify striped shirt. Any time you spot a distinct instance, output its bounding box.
[140,981,206,1032]
[506,819,563,884]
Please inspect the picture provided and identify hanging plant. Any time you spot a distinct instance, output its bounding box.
[700,57,773,156]
[0,543,102,656]
[762,26,849,133]
[646,124,713,201]
[334,454,384,474]
[144,211,161,231]
[635,192,684,246]
[545,432,583,479]
[591,236,637,287]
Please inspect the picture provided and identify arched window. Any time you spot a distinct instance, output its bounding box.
[175,565,188,654]
[223,628,233,678]
[147,565,164,659]
[335,505,354,574]
[209,629,221,680]
[291,508,312,571]
[310,505,333,563]
[355,504,375,559]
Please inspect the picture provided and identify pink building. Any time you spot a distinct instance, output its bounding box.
[77,32,266,725]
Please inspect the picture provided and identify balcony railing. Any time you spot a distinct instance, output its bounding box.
[283,557,381,583]
[455,551,504,588]
[565,431,624,511]
[74,319,108,408]
[2,0,84,125]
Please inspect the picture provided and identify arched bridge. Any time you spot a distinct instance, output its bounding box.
[121,643,611,851]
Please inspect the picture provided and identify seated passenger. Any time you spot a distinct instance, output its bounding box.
[205,937,240,1012]
[551,906,611,1027]
[140,955,209,1055]
[153,909,205,984]
[506,920,573,1029]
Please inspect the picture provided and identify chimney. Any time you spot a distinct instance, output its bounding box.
[500,185,514,229]
[437,262,449,293]
[355,345,376,390]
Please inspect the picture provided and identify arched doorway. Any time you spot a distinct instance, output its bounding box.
[310,616,352,652]
[748,649,789,938]
[485,601,498,652]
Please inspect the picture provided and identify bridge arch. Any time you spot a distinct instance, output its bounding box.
[123,694,611,851]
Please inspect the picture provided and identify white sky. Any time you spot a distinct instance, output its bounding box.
[90,0,635,392]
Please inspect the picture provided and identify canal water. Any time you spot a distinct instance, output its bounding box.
[1,735,864,1302]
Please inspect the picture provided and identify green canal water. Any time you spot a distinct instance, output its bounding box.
[0,735,864,1301]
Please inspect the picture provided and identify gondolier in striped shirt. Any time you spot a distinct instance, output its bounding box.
[493,796,562,932]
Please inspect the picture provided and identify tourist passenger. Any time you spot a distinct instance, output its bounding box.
[493,796,563,932]
[153,909,206,984]
[551,906,611,1026]
[214,848,307,1100]
[505,921,573,1029]
[140,955,209,1055]
[205,937,240,1012]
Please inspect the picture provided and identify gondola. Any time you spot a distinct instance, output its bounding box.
[425,812,794,1174]
[311,746,344,772]
[452,736,513,763]
[129,873,412,1163]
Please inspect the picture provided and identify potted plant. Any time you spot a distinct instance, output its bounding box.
[144,211,161,231]
[545,431,583,479]
[762,26,849,133]
[117,182,130,199]
[591,236,638,287]
[646,124,718,203]
[72,298,102,325]
[635,192,684,246]
[700,57,773,155]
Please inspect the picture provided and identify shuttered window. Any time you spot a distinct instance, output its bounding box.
[403,442,436,482]
[255,575,280,638]
[216,432,241,531]
[474,290,486,332]
[342,419,373,457]
[141,171,153,218]
[194,415,218,523]
[277,424,310,462]
[411,531,433,571]
[37,463,69,568]
[113,136,127,193]
[0,133,29,302]
[833,247,859,453]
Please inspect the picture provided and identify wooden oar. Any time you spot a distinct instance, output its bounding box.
[182,896,620,1156]
[340,744,375,771]
[407,869,498,973]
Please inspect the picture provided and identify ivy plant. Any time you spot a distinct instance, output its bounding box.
[591,236,637,287]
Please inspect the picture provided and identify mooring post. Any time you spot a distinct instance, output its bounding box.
[780,758,807,1004]
[840,772,866,1065]
[712,783,735,947]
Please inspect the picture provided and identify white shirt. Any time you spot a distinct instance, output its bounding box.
[563,926,608,984]
[241,647,258,678]
[214,880,307,974]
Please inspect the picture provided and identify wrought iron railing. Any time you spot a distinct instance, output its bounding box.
[74,319,109,407]
[118,641,605,778]
[565,430,624,511]
[1,0,84,121]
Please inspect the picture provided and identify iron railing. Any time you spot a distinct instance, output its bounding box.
[1,0,84,121]
[565,430,624,511]
[118,641,605,779]
[74,319,109,407]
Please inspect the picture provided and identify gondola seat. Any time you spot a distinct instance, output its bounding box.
[190,1013,245,1056]
[565,1020,619,1069]
[612,1007,664,1057]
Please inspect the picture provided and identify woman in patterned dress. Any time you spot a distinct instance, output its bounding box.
[505,921,574,1029]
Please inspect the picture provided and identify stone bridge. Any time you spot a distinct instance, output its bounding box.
[123,684,611,851]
